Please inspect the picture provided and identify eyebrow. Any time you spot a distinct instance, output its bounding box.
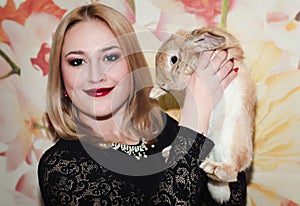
[64,45,121,58]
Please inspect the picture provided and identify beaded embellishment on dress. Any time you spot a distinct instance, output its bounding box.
[110,138,154,160]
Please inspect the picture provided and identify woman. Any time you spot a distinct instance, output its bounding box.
[38,3,246,206]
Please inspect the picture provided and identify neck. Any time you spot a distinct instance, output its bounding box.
[78,110,139,145]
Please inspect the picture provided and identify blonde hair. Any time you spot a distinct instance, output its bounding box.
[47,3,164,140]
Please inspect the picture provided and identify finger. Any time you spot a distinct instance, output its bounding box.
[217,59,234,81]
[221,67,238,89]
[210,50,228,74]
[196,50,215,72]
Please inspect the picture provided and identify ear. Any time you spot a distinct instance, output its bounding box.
[186,31,226,52]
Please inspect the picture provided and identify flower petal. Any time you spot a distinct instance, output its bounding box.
[15,171,39,199]
[0,81,22,143]
[5,126,32,171]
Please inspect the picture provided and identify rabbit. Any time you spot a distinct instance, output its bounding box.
[150,27,256,203]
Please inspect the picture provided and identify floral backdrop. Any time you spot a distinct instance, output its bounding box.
[0,0,299,205]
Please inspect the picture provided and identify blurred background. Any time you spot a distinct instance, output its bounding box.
[0,0,299,205]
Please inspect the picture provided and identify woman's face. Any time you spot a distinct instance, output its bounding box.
[61,19,131,119]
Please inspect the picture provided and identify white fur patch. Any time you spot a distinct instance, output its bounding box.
[149,86,167,99]
[207,181,231,204]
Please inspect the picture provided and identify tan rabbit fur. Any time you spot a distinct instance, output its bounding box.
[150,27,256,203]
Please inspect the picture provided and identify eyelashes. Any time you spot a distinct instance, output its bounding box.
[67,53,122,67]
[68,58,86,67]
[103,53,121,62]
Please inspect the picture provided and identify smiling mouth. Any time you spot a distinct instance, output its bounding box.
[84,87,114,97]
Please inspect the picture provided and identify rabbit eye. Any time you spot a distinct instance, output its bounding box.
[170,56,178,65]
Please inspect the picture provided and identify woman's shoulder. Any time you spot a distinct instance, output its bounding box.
[38,138,84,168]
[152,113,179,150]
[157,113,179,138]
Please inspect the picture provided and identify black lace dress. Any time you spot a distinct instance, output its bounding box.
[38,114,247,206]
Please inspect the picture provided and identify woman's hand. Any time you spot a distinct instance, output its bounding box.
[178,50,237,135]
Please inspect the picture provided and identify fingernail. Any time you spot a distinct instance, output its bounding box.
[234,67,239,72]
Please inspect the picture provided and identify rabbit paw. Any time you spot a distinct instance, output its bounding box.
[200,159,238,182]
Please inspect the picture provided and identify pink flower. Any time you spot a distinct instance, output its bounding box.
[151,0,234,27]
[180,0,233,26]
[15,171,39,200]
[0,0,65,44]
[0,12,59,171]
[0,79,52,171]
[30,43,51,76]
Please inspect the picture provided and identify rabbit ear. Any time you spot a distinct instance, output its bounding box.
[186,31,226,52]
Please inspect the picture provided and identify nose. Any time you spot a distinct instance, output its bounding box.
[88,59,106,82]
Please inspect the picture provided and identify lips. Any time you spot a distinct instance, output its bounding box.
[84,87,114,97]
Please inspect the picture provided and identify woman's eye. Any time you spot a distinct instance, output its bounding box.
[69,58,85,66]
[103,54,120,62]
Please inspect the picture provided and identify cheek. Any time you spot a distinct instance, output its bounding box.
[110,61,132,99]
[61,65,84,95]
[113,60,130,80]
[107,60,131,86]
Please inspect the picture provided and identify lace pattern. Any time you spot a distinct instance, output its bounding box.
[39,146,147,205]
[38,116,247,206]
[151,129,211,205]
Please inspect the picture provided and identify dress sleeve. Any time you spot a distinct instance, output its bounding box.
[150,126,215,205]
[38,143,103,206]
[150,126,247,206]
[37,147,82,206]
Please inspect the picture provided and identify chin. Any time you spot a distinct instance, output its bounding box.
[92,110,114,119]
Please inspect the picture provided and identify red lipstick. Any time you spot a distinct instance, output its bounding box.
[84,87,113,97]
